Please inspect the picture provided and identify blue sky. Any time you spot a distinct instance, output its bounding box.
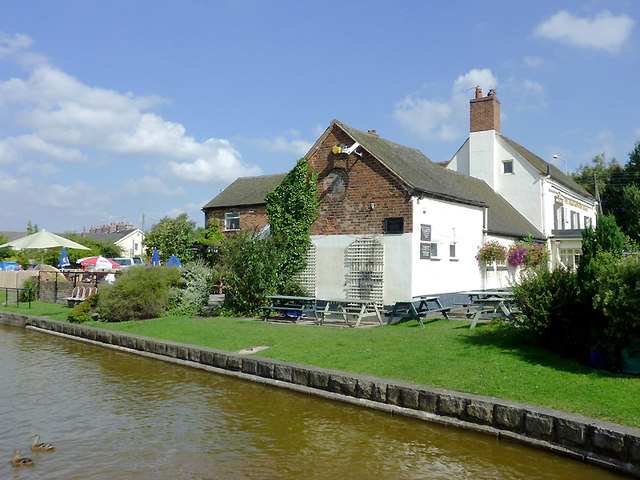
[1,1,638,233]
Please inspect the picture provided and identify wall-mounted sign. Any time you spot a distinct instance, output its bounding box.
[420,242,431,259]
[421,224,431,241]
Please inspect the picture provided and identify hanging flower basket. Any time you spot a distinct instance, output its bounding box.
[475,241,507,263]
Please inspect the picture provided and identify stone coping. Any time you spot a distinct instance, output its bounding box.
[2,311,639,477]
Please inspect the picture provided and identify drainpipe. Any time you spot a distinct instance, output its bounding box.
[481,205,488,291]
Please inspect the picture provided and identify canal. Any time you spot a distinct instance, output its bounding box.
[0,324,628,479]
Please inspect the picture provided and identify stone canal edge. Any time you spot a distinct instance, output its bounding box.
[2,311,639,478]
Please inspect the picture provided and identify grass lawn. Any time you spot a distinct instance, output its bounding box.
[2,302,639,428]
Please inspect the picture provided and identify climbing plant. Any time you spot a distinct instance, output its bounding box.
[265,158,320,277]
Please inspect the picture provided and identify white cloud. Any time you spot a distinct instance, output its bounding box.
[166,138,262,183]
[534,10,634,53]
[0,32,32,59]
[253,130,312,156]
[0,48,259,183]
[394,68,498,141]
[18,161,60,177]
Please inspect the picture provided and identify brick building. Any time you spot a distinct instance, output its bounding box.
[202,90,596,305]
[202,173,286,235]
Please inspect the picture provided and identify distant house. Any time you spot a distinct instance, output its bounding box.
[202,173,287,234]
[447,88,597,270]
[83,222,145,258]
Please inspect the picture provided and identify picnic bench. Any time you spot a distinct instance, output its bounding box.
[316,298,383,328]
[460,290,516,328]
[66,286,98,307]
[259,295,317,323]
[386,296,451,328]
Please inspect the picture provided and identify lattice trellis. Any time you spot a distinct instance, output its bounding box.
[345,237,384,306]
[293,244,317,297]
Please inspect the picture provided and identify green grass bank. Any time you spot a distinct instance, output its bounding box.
[3,301,638,428]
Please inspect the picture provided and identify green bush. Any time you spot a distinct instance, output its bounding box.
[67,293,99,323]
[218,233,306,315]
[591,253,640,364]
[67,301,91,323]
[511,267,586,356]
[19,277,37,302]
[170,261,215,316]
[97,266,181,322]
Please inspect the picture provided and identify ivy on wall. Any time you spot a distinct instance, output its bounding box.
[265,158,320,277]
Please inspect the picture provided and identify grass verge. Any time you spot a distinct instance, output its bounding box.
[2,302,638,428]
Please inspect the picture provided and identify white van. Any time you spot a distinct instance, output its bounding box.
[109,257,145,268]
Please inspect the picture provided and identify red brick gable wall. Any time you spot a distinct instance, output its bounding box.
[307,126,413,236]
[204,204,269,237]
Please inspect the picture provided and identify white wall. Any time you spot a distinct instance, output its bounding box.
[311,234,413,305]
[411,197,486,296]
[543,180,597,235]
[116,229,145,257]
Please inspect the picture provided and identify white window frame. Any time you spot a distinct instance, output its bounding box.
[502,160,514,174]
[430,242,439,260]
[449,242,458,261]
[225,211,240,231]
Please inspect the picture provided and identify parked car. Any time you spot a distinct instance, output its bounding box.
[108,257,145,268]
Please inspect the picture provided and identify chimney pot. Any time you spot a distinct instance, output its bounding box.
[475,87,482,99]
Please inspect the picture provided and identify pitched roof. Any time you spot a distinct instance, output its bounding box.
[498,134,592,198]
[84,229,141,244]
[331,120,544,239]
[202,173,288,209]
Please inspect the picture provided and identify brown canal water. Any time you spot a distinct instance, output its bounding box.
[0,324,629,480]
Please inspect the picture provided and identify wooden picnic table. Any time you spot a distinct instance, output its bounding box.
[386,296,451,328]
[260,295,317,323]
[460,290,516,328]
[316,298,383,328]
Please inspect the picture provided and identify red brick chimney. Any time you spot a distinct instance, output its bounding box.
[470,88,500,133]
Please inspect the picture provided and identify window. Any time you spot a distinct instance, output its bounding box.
[570,211,580,229]
[384,217,404,234]
[430,242,439,259]
[560,248,581,271]
[503,160,514,174]
[449,243,457,260]
[585,217,592,228]
[225,212,240,231]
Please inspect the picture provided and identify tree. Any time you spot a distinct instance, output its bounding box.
[26,221,39,234]
[144,213,198,263]
[570,145,640,242]
[0,234,12,260]
[193,219,224,265]
[265,158,320,277]
[619,185,640,243]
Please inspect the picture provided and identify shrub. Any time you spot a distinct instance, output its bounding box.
[170,261,215,316]
[97,266,181,322]
[19,277,37,302]
[218,232,306,315]
[510,267,585,356]
[591,253,640,364]
[475,241,507,262]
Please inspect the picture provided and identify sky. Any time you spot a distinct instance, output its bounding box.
[1,1,638,233]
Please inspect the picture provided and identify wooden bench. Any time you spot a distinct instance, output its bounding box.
[386,296,450,328]
[316,299,383,327]
[259,296,317,323]
[66,286,98,307]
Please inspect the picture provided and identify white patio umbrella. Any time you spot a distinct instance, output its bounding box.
[0,230,90,250]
